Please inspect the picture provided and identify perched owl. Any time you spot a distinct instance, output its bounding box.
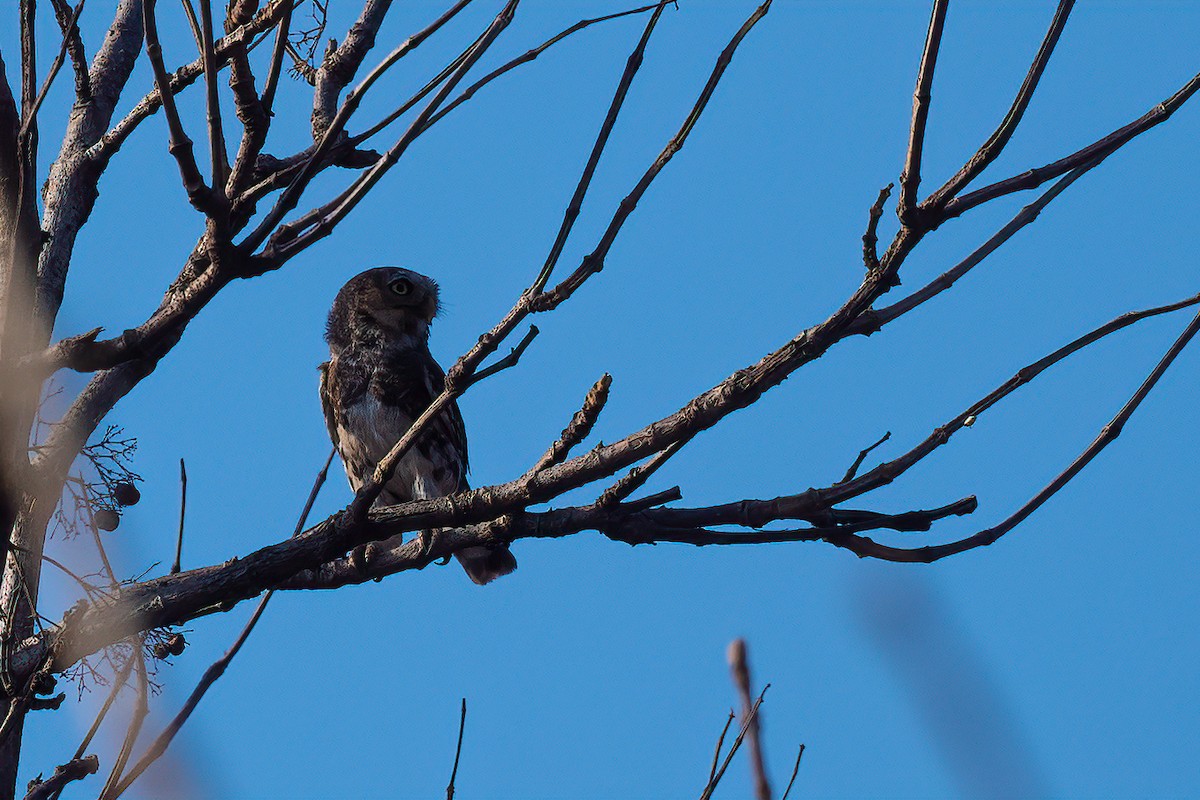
[319,267,516,585]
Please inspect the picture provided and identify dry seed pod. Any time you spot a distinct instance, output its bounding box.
[113,482,141,506]
[94,509,120,532]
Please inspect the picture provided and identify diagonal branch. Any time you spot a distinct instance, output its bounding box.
[850,155,1104,336]
[143,0,216,214]
[533,0,774,310]
[352,1,668,149]
[923,0,1074,210]
[240,0,477,258]
[825,304,1200,563]
[48,0,91,100]
[896,0,949,223]
[530,0,670,294]
[941,69,1200,220]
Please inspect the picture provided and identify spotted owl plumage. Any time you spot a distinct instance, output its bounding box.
[319,267,516,585]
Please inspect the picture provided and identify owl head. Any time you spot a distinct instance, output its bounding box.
[325,267,441,351]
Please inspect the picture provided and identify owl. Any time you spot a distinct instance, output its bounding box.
[319,267,517,585]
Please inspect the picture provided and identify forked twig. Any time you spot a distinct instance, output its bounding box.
[699,687,768,800]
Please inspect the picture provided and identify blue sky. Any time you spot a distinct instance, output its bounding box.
[10,1,1200,797]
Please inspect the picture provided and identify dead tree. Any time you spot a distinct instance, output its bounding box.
[0,0,1197,796]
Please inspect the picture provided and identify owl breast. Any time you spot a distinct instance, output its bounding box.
[336,395,448,505]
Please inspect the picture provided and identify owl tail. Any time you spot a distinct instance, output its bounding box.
[455,545,517,585]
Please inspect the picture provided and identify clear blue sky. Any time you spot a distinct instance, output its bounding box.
[11,2,1200,797]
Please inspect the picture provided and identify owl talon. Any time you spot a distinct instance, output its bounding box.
[350,544,372,576]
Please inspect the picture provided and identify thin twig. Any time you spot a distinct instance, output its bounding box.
[854,157,1103,335]
[531,0,670,294]
[597,438,688,507]
[897,0,950,223]
[942,68,1200,220]
[446,698,466,800]
[780,745,805,800]
[109,451,336,798]
[241,0,478,257]
[353,2,667,148]
[699,686,769,800]
[259,0,295,118]
[172,458,186,574]
[198,0,231,200]
[470,325,539,383]
[534,0,774,310]
[524,374,612,477]
[707,710,736,787]
[924,0,1074,210]
[48,0,90,99]
[821,297,1200,561]
[20,0,86,140]
[837,431,890,485]
[98,646,149,800]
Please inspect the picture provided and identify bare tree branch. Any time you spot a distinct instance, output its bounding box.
[923,0,1074,210]
[896,0,949,224]
[700,686,767,800]
[728,639,770,800]
[23,755,98,800]
[780,745,804,800]
[445,698,466,800]
[941,69,1200,221]
[108,449,334,799]
[48,0,91,100]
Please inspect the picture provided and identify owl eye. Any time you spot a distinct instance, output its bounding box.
[388,278,413,296]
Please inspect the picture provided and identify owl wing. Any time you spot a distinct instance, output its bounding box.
[318,361,340,449]
[419,351,470,490]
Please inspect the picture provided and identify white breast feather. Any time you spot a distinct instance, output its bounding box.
[338,396,440,503]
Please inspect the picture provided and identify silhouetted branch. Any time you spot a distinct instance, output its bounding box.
[896,0,949,223]
[780,745,804,800]
[924,0,1074,210]
[445,698,466,800]
[23,755,98,800]
[699,686,767,800]
[942,69,1200,220]
[108,449,335,798]
[706,710,735,788]
[172,458,186,574]
[837,431,891,485]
